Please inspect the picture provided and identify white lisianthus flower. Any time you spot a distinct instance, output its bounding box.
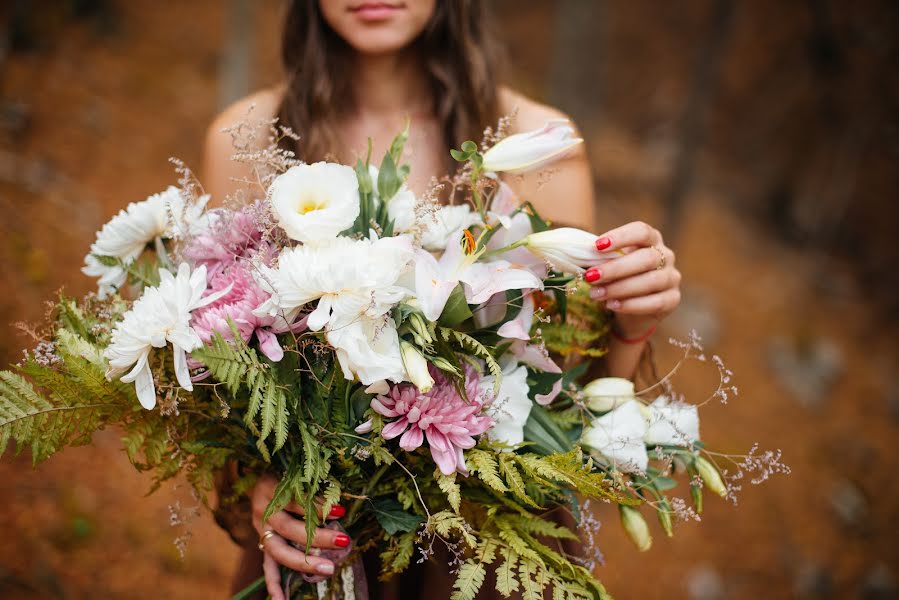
[387,186,417,233]
[583,377,636,413]
[254,234,413,331]
[420,204,482,251]
[82,186,184,298]
[268,162,360,244]
[581,400,649,473]
[482,363,532,448]
[104,263,230,410]
[644,396,700,446]
[400,341,434,393]
[523,227,615,275]
[328,313,406,385]
[481,120,583,174]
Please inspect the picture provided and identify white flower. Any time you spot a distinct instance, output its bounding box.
[523,227,614,275]
[387,186,417,233]
[487,211,548,280]
[413,230,542,322]
[581,401,648,473]
[482,363,532,447]
[104,263,228,410]
[400,341,434,393]
[481,120,583,174]
[420,204,482,251]
[254,234,413,331]
[644,396,700,446]
[583,377,635,413]
[82,186,183,298]
[268,162,360,243]
[328,313,406,385]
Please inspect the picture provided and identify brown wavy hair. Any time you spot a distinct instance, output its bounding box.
[277,0,501,164]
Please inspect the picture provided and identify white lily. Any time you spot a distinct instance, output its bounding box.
[522,227,616,275]
[268,162,360,244]
[104,263,230,409]
[481,120,583,174]
[420,204,482,251]
[481,362,532,448]
[581,400,649,473]
[583,377,636,413]
[413,230,543,322]
[644,396,700,447]
[400,341,434,393]
[507,339,563,405]
[496,293,535,341]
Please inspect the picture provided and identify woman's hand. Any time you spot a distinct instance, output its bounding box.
[251,474,351,600]
[584,221,681,338]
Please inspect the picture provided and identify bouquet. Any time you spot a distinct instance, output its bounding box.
[0,116,787,600]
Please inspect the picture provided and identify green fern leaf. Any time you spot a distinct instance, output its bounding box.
[451,560,486,600]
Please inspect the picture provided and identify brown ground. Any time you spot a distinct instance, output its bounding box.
[0,2,896,599]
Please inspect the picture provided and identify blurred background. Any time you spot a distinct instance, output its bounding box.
[0,1,897,598]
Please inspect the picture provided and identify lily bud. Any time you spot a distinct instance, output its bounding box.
[691,484,704,514]
[431,356,462,377]
[523,228,613,275]
[400,341,434,393]
[695,456,727,498]
[583,377,635,412]
[619,505,652,552]
[656,498,674,538]
[407,312,433,345]
[481,120,583,174]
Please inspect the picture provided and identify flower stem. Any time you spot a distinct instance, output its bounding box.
[345,462,391,526]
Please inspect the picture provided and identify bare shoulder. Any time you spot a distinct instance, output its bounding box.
[203,85,285,203]
[498,87,574,134]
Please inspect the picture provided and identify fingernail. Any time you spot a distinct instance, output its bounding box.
[584,268,602,283]
[606,299,621,309]
[590,287,606,300]
[334,534,350,548]
[329,505,346,518]
[316,562,335,575]
[595,237,612,251]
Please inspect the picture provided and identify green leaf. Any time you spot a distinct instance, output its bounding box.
[438,285,474,327]
[496,548,520,597]
[388,119,410,165]
[377,151,402,202]
[450,148,471,162]
[461,141,478,153]
[355,158,373,195]
[451,560,486,600]
[373,498,424,535]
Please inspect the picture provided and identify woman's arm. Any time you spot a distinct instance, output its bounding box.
[499,89,681,379]
[202,87,284,205]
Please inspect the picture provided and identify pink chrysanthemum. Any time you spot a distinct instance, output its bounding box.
[190,264,284,362]
[183,205,266,278]
[372,367,493,475]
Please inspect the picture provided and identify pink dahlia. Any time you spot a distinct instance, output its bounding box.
[183,205,266,278]
[372,367,493,475]
[190,264,285,361]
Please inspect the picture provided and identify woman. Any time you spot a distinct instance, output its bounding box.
[203,1,681,598]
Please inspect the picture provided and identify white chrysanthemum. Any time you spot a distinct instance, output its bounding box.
[327,313,406,386]
[104,263,228,410]
[644,396,700,446]
[420,204,482,251]
[581,400,649,473]
[253,234,414,332]
[482,363,532,448]
[269,162,360,243]
[82,186,185,298]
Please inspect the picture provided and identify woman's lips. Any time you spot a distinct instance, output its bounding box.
[348,2,404,21]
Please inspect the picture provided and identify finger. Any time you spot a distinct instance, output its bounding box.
[265,534,336,577]
[269,511,351,550]
[254,499,346,533]
[263,552,285,600]
[595,221,662,252]
[584,247,669,285]
[590,268,681,301]
[282,499,347,520]
[605,289,681,315]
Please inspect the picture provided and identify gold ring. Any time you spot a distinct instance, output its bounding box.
[652,246,666,270]
[258,530,278,551]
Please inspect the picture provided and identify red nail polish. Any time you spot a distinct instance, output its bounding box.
[334,534,350,548]
[584,268,601,283]
[329,505,346,518]
[595,237,612,251]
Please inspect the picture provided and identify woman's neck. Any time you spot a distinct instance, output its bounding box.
[349,51,432,119]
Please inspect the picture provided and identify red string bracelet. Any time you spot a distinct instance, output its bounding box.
[611,323,657,344]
